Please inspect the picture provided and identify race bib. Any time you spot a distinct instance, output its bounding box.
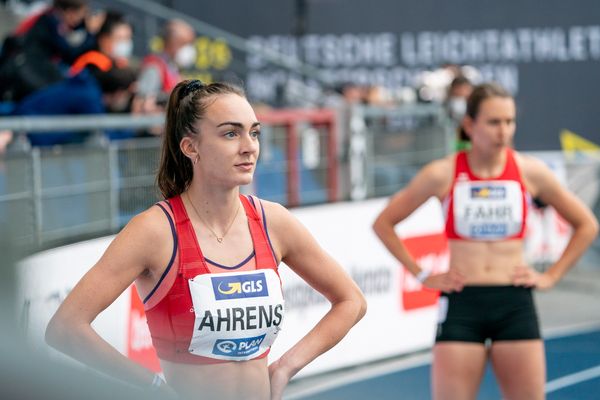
[187,269,284,361]
[453,180,524,240]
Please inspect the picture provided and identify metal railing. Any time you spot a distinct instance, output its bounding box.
[346,103,456,200]
[0,136,161,247]
[0,104,456,247]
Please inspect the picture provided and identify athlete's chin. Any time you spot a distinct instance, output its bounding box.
[235,174,254,186]
[212,174,254,189]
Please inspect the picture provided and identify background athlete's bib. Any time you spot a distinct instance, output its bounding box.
[453,180,524,240]
[187,269,284,361]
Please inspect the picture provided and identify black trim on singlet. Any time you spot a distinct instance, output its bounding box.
[258,198,277,260]
[143,202,178,304]
[205,250,256,270]
[246,195,277,262]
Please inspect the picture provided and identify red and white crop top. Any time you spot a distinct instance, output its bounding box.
[143,194,284,364]
[444,149,529,241]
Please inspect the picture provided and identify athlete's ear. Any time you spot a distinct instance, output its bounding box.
[180,136,199,163]
[462,115,474,140]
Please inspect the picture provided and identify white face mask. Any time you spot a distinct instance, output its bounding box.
[113,40,133,59]
[447,97,467,121]
[175,44,197,69]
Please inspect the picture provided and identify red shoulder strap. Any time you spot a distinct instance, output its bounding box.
[500,148,522,179]
[169,194,277,278]
[168,195,210,279]
[240,195,278,270]
[454,151,469,178]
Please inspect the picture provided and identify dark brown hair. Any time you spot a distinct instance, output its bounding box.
[156,80,245,199]
[97,11,131,40]
[92,64,136,94]
[458,82,512,142]
[53,0,87,11]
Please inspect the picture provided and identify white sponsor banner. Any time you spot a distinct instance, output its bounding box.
[16,237,128,360]
[523,151,572,266]
[17,198,447,377]
[270,198,446,377]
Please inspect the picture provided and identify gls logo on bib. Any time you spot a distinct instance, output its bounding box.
[212,273,269,300]
[470,185,506,200]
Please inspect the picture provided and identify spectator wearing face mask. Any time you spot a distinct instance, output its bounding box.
[137,19,196,105]
[64,11,133,80]
[0,0,105,101]
[445,75,473,122]
[444,75,474,150]
[94,11,134,67]
[13,54,138,146]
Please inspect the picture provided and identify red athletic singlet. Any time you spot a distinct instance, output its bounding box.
[144,195,284,364]
[444,149,528,241]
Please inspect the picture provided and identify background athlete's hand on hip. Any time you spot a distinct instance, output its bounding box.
[512,265,556,290]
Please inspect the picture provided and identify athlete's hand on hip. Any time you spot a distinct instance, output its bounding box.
[424,269,465,293]
[269,358,294,400]
[512,265,556,290]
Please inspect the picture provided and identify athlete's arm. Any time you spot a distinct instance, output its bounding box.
[372,157,464,291]
[45,206,173,391]
[516,155,598,289]
[262,201,367,400]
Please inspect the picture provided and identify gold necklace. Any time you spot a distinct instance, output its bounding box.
[186,192,241,243]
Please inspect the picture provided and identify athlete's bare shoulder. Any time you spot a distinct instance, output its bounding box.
[246,198,288,261]
[130,203,173,238]
[427,153,456,179]
[513,151,543,169]
[513,152,554,196]
[252,198,289,228]
[114,203,174,270]
[414,153,456,199]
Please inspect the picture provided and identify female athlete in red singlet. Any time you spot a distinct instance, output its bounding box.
[46,80,366,400]
[373,83,598,400]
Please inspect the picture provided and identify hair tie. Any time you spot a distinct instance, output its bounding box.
[179,79,204,100]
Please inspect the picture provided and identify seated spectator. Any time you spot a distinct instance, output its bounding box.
[443,75,474,151]
[0,0,104,101]
[444,75,473,122]
[365,85,393,107]
[130,19,195,136]
[14,54,137,147]
[94,10,133,67]
[341,83,366,105]
[137,19,196,104]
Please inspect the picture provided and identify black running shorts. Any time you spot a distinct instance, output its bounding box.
[435,285,541,343]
